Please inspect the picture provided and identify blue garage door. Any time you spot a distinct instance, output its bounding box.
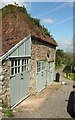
[48,62,54,85]
[36,61,46,93]
[10,58,30,107]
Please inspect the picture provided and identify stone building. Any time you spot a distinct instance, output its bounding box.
[0,4,58,108]
[0,34,57,108]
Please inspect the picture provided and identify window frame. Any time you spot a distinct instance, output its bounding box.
[10,58,30,76]
[37,61,46,73]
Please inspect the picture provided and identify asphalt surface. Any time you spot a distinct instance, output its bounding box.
[14,76,74,118]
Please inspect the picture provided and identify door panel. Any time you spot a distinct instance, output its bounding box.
[36,61,46,93]
[48,62,54,85]
[21,71,29,99]
[10,73,21,106]
[10,58,30,107]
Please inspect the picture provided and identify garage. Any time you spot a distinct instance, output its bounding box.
[10,58,30,107]
[36,61,46,93]
[48,62,54,85]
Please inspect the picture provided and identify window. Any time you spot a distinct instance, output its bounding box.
[37,61,46,73]
[11,58,30,76]
[48,62,54,71]
[42,62,45,70]
[37,62,41,73]
[11,60,14,67]
[21,59,30,72]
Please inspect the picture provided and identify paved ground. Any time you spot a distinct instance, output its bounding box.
[13,76,74,118]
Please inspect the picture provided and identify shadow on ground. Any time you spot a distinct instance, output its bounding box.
[67,91,75,118]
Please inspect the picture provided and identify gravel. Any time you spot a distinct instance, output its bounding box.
[13,76,74,118]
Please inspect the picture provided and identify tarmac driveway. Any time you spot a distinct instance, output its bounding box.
[13,76,74,118]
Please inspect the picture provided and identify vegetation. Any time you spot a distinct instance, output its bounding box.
[2,99,14,117]
[56,49,73,67]
[69,73,75,80]
[2,108,13,117]
[55,49,65,68]
[2,4,52,38]
[55,49,75,75]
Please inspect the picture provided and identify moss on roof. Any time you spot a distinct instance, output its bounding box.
[1,4,57,56]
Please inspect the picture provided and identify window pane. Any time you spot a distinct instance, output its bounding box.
[11,68,14,75]
[22,59,25,65]
[37,67,41,72]
[15,67,17,74]
[11,60,14,67]
[37,62,41,68]
[25,59,26,64]
[15,60,17,66]
[27,59,28,65]
[22,66,23,72]
[18,60,20,66]
[18,67,20,73]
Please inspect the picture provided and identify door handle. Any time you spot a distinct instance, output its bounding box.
[21,73,23,76]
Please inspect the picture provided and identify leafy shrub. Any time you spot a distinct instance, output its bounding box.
[69,73,75,80]
[2,108,13,117]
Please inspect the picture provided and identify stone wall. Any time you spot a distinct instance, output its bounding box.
[2,60,10,108]
[0,61,3,109]
[29,38,56,95]
[1,37,56,107]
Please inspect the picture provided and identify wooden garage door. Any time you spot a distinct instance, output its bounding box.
[48,62,54,85]
[36,61,46,93]
[10,58,30,107]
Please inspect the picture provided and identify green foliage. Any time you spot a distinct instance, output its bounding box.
[39,25,51,37]
[2,4,18,18]
[2,4,29,18]
[2,99,13,117]
[30,17,40,27]
[64,73,75,80]
[69,73,75,80]
[63,64,72,73]
[55,49,73,71]
[29,17,51,37]
[55,49,65,68]
[2,108,13,117]
[63,63,75,73]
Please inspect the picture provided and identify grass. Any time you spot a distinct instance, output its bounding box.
[55,64,62,70]
[2,108,14,117]
[64,73,75,80]
[2,99,14,117]
[69,73,75,80]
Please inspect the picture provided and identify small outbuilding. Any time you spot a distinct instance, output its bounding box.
[0,5,58,108]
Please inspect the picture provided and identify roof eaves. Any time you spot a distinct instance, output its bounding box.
[31,35,58,46]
